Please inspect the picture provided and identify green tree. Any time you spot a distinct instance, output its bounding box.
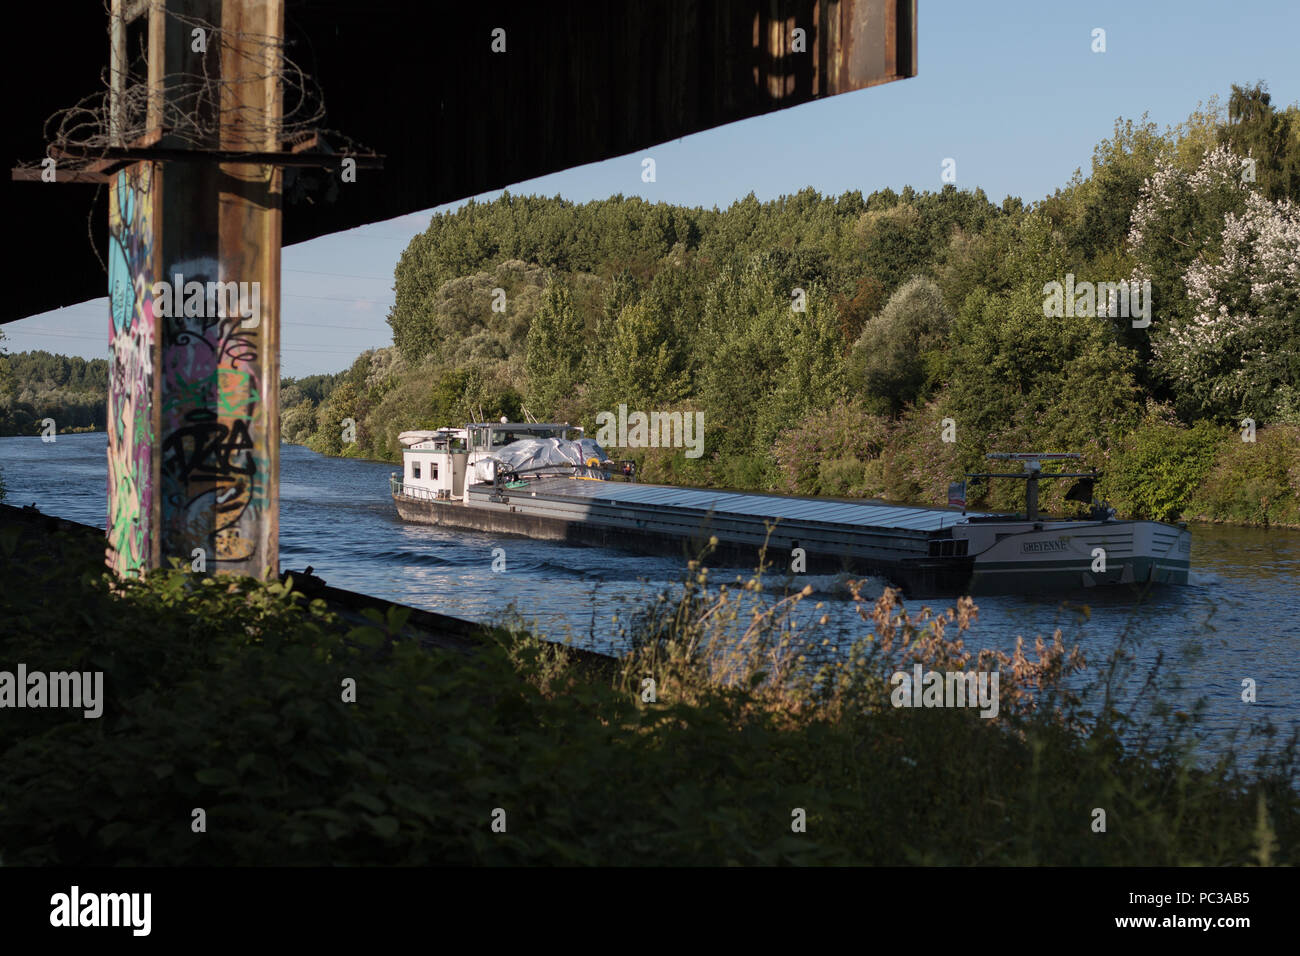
[524,278,586,418]
[847,275,950,416]
[1041,115,1171,265]
[1103,410,1228,521]
[1218,82,1300,202]
[696,260,846,485]
[1156,190,1300,419]
[591,301,690,410]
[310,381,358,457]
[945,281,1143,468]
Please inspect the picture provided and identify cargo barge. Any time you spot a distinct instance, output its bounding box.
[389,422,1191,596]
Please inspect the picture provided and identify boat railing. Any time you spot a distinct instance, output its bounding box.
[390,474,456,501]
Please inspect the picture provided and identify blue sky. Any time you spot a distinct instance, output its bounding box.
[6,0,1298,376]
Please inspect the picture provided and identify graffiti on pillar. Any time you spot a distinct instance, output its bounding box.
[160,277,269,567]
[107,165,157,578]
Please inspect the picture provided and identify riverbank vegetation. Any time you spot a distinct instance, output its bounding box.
[1,511,1295,865]
[280,83,1300,527]
[0,350,108,436]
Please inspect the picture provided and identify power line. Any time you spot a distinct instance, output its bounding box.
[290,322,390,332]
[6,279,401,321]
[284,268,392,280]
[281,319,390,331]
[282,291,391,303]
[4,328,384,355]
[2,329,102,342]
[9,325,389,340]
[274,348,379,356]
[6,300,397,330]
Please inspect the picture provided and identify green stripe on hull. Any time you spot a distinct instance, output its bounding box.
[971,556,1189,591]
[974,557,1191,571]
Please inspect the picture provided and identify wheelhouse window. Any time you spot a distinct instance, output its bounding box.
[411,461,421,479]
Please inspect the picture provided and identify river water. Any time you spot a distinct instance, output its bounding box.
[4,433,1297,756]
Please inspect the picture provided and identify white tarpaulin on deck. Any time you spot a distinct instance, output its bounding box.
[475,437,610,481]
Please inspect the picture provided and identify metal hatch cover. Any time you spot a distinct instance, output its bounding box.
[487,477,993,534]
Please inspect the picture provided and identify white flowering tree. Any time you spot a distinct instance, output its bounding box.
[1170,193,1300,417]
[1130,147,1300,418]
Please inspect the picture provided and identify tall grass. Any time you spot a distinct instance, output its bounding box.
[503,540,1298,865]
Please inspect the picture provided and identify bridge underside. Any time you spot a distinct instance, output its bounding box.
[7,0,916,324]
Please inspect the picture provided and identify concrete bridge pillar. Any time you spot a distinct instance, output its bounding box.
[106,0,282,578]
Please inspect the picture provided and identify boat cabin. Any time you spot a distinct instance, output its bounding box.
[398,428,468,500]
[397,422,585,502]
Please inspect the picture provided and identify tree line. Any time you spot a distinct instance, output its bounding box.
[0,350,109,436]
[284,84,1298,524]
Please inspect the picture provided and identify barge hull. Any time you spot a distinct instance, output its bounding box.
[392,492,973,595]
[392,476,1189,596]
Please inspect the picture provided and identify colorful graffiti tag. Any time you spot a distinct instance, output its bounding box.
[105,157,277,578]
[159,270,270,567]
[106,165,157,577]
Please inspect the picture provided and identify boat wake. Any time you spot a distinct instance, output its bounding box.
[1187,569,1226,589]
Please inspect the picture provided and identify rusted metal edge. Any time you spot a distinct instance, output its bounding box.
[11,167,113,184]
[49,144,384,169]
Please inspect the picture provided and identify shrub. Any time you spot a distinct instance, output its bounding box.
[865,397,964,505]
[770,401,889,496]
[1188,424,1300,526]
[1101,409,1228,521]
